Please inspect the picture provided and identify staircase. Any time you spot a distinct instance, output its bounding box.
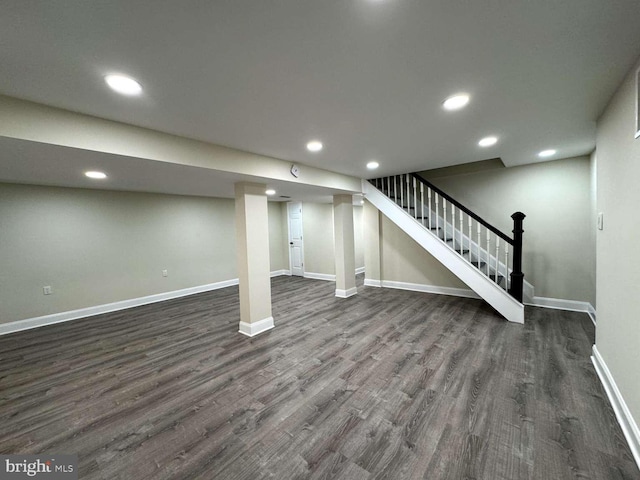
[364,173,525,324]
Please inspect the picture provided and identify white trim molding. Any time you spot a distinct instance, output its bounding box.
[369,280,597,321]
[587,304,597,326]
[304,272,336,282]
[0,270,292,337]
[380,280,481,300]
[238,316,275,337]
[270,269,291,277]
[0,278,240,337]
[304,269,364,282]
[335,287,358,298]
[525,296,596,322]
[591,345,640,469]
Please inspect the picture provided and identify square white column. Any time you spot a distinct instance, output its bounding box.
[333,194,357,298]
[235,182,274,336]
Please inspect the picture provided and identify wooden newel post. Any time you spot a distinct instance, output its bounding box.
[509,212,526,302]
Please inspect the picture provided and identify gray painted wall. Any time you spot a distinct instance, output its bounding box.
[0,183,288,324]
[595,57,640,430]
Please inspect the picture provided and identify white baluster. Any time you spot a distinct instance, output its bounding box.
[413,177,418,219]
[495,238,500,283]
[477,223,481,271]
[486,230,491,276]
[451,205,456,252]
[406,175,410,211]
[393,175,396,202]
[505,244,510,291]
[427,188,432,228]
[459,209,463,255]
[420,183,424,226]
[443,199,447,244]
[435,193,439,234]
[400,175,404,209]
[468,216,473,261]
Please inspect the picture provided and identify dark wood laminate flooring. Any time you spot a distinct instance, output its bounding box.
[0,276,638,479]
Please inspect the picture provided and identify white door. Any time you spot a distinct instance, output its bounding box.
[288,202,304,277]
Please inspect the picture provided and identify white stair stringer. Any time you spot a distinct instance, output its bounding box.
[363,180,524,324]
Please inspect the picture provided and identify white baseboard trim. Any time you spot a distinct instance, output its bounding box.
[238,316,275,337]
[1,270,291,337]
[304,272,336,282]
[270,269,291,277]
[0,278,241,337]
[367,280,598,322]
[525,296,596,321]
[380,280,481,300]
[335,287,358,298]
[587,304,597,326]
[304,269,364,282]
[591,345,640,470]
[523,280,535,303]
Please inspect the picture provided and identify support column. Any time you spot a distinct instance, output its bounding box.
[363,200,382,287]
[333,194,357,298]
[235,182,274,336]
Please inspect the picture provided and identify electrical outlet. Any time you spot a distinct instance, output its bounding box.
[162,269,168,277]
[43,286,52,295]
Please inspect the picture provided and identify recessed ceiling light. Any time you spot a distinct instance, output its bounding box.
[443,93,470,111]
[306,140,323,152]
[538,149,557,158]
[478,136,498,147]
[85,171,107,179]
[104,74,143,96]
[360,200,365,205]
[265,189,276,196]
[366,161,379,170]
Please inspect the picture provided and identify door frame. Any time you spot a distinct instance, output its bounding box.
[287,202,304,277]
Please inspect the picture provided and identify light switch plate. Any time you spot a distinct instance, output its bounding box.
[597,212,604,230]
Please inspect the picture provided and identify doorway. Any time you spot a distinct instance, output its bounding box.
[287,202,304,277]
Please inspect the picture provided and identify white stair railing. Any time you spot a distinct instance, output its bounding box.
[370,174,525,301]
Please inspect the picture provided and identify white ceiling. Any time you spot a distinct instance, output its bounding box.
[1,1,639,193]
[0,137,346,203]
